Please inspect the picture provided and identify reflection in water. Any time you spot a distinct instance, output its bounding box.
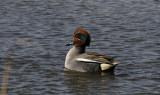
[0,58,11,95]
[0,39,32,95]
[63,69,115,94]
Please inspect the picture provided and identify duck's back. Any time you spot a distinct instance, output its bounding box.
[77,52,115,64]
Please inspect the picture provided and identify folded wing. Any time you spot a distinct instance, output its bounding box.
[76,52,115,64]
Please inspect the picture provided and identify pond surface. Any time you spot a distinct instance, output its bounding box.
[0,0,160,95]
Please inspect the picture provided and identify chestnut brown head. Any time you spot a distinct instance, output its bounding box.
[66,29,91,47]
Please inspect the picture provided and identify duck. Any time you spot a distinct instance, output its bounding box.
[65,29,118,72]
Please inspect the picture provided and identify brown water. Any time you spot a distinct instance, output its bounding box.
[0,0,160,95]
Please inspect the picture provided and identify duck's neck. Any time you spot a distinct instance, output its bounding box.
[70,46,86,55]
[77,46,86,53]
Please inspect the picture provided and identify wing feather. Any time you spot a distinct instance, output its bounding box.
[76,52,115,64]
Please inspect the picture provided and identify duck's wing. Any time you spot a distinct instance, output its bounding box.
[76,52,117,65]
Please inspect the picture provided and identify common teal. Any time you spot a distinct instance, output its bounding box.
[65,29,118,72]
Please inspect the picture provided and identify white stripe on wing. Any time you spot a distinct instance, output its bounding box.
[76,58,100,63]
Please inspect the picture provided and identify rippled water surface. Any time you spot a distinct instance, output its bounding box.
[0,0,160,95]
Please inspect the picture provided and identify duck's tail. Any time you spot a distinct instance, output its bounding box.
[100,60,119,71]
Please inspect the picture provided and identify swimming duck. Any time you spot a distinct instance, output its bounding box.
[65,29,118,72]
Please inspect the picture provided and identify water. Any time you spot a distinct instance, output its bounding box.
[0,0,160,95]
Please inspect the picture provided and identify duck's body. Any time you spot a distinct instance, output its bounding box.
[65,29,118,72]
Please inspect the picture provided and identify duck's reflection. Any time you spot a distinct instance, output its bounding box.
[63,68,115,94]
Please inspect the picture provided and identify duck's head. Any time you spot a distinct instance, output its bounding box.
[66,29,91,47]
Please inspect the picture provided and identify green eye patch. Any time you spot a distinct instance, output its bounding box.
[75,33,87,44]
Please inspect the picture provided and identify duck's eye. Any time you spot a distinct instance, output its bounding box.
[75,33,87,43]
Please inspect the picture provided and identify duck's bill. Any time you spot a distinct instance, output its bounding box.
[66,41,74,46]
